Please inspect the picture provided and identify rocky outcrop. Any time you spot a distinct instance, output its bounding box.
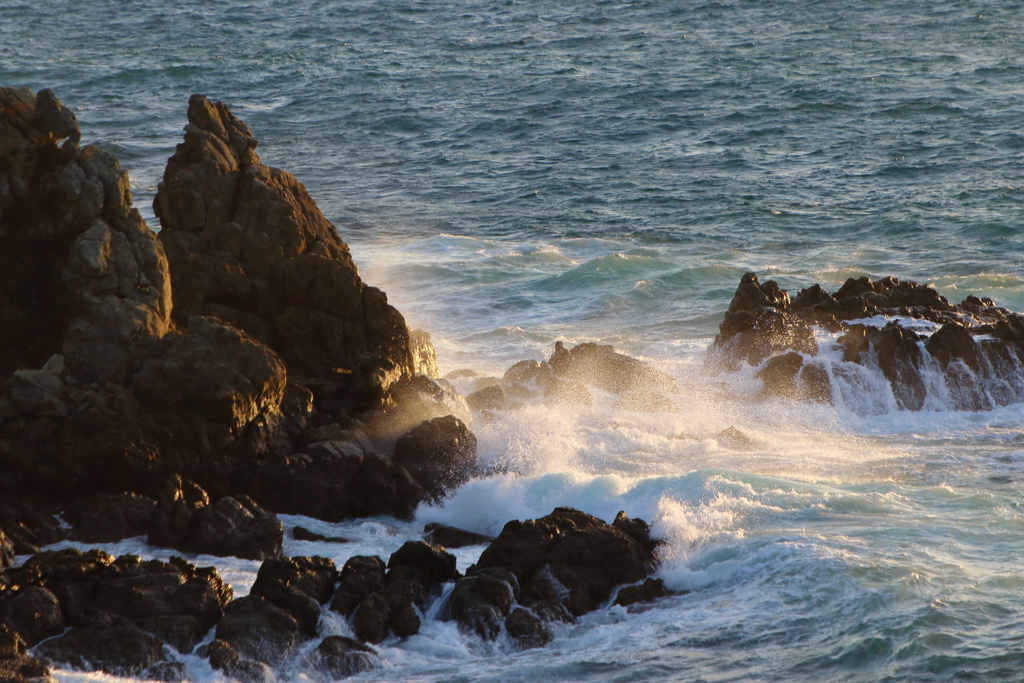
[329,541,458,644]
[154,94,419,413]
[439,508,664,650]
[0,87,471,527]
[706,272,1024,411]
[0,549,231,656]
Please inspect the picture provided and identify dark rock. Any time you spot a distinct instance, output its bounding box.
[352,592,390,644]
[146,477,282,560]
[216,595,300,666]
[148,475,209,548]
[0,588,64,646]
[0,529,13,571]
[505,607,551,650]
[201,639,275,683]
[64,493,156,543]
[180,495,283,561]
[330,556,386,617]
[377,375,470,442]
[393,416,477,500]
[387,541,459,591]
[34,613,166,677]
[154,94,422,412]
[0,500,68,556]
[925,322,980,372]
[614,578,671,607]
[473,507,655,619]
[548,342,677,395]
[388,602,421,638]
[423,523,493,549]
[315,635,376,678]
[249,556,337,635]
[0,628,53,683]
[839,322,925,410]
[4,549,231,654]
[466,385,507,411]
[292,526,349,543]
[502,360,549,388]
[443,569,516,639]
[612,511,660,555]
[757,352,804,399]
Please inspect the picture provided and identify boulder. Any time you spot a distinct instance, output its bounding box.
[179,495,283,561]
[64,493,156,543]
[314,635,377,678]
[292,526,349,543]
[505,607,551,650]
[201,639,275,683]
[443,569,516,639]
[442,508,661,642]
[548,342,677,395]
[145,477,282,561]
[216,595,300,666]
[423,523,493,549]
[614,578,671,607]
[393,416,477,499]
[249,556,337,635]
[34,613,167,678]
[330,556,386,617]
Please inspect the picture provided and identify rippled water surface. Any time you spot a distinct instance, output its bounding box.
[4,1,1024,681]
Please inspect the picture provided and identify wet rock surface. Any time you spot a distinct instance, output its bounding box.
[442,507,664,648]
[706,272,1024,411]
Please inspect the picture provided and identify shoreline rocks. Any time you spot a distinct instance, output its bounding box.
[0,508,668,680]
[707,272,1024,411]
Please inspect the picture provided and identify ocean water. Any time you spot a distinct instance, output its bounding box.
[4,0,1024,681]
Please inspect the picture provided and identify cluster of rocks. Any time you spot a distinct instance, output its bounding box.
[460,341,680,416]
[0,508,668,682]
[0,87,479,528]
[707,272,1024,410]
[0,88,680,682]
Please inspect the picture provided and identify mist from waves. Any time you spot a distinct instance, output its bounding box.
[32,334,1024,683]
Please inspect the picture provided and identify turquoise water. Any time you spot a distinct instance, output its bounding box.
[5,1,1024,680]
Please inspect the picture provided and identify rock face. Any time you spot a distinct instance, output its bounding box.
[154,94,417,413]
[706,272,1024,411]
[0,87,469,526]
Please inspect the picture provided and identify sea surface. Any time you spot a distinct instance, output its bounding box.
[4,0,1024,681]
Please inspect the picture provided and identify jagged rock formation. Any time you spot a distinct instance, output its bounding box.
[154,94,418,412]
[0,87,473,520]
[707,272,1024,411]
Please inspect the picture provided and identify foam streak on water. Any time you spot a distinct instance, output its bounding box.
[4,0,1024,681]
